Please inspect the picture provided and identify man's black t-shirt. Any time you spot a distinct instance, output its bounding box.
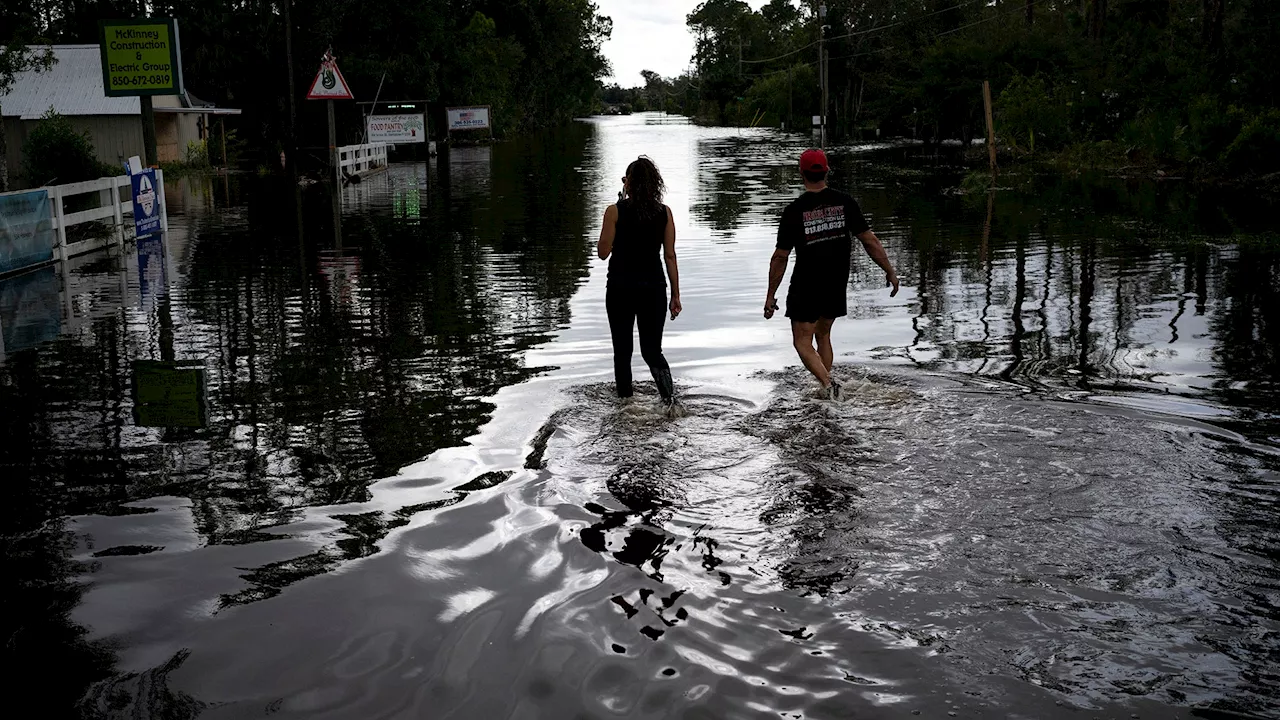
[776,187,870,301]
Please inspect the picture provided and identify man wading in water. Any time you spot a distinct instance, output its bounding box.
[764,148,899,399]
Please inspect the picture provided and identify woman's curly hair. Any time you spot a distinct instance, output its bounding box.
[625,156,666,220]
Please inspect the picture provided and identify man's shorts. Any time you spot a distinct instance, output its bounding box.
[785,289,847,324]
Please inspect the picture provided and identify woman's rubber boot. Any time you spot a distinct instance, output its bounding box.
[655,368,675,402]
[655,369,681,417]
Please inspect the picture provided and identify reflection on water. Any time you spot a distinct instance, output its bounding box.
[1,115,1278,718]
[0,264,61,356]
[893,177,1280,415]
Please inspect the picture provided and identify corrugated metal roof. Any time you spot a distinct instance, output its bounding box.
[0,45,140,120]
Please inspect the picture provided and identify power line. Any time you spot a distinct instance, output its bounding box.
[824,2,1040,66]
[826,45,897,63]
[933,0,1042,39]
[823,0,991,44]
[741,0,989,65]
[740,37,819,66]
[744,47,893,79]
[721,1,1045,84]
[740,0,1042,78]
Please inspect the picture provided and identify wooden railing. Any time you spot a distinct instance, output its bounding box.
[0,170,167,271]
[337,143,389,183]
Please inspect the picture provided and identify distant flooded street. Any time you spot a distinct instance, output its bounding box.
[3,114,1278,718]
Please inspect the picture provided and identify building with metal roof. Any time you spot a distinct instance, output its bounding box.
[2,45,240,187]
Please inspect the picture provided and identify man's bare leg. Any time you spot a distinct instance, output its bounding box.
[791,321,831,388]
[815,317,835,372]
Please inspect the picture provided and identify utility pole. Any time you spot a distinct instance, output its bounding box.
[140,97,158,166]
[818,3,828,148]
[284,0,298,180]
[983,80,998,177]
[139,0,156,165]
[822,48,829,147]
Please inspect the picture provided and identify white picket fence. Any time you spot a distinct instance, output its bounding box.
[0,171,167,270]
[337,143,388,183]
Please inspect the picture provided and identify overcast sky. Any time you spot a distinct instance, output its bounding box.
[597,0,775,86]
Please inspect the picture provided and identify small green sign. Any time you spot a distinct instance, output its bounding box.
[132,360,206,428]
[99,18,184,97]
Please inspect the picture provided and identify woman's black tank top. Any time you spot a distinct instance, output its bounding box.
[608,199,667,287]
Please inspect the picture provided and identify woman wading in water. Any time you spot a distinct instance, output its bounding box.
[597,156,681,410]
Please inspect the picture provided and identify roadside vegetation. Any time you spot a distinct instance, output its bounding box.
[617,1,1279,183]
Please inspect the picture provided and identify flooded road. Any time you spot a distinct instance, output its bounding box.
[3,114,1279,718]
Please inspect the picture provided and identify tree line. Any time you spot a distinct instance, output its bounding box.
[1,0,612,178]
[624,0,1279,176]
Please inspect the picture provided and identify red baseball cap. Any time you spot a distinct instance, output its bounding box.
[800,148,828,172]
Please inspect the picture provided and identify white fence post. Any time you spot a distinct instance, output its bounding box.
[98,185,111,224]
[156,168,169,235]
[110,179,124,246]
[51,186,68,264]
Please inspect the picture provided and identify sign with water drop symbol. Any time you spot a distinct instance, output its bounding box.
[306,52,353,100]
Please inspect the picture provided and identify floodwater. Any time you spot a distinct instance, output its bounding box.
[3,114,1279,719]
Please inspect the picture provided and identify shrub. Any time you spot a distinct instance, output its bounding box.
[21,108,118,186]
[1222,109,1280,175]
[960,169,994,193]
[1119,110,1187,163]
[206,127,244,168]
[743,64,816,131]
[997,73,1071,153]
[1184,95,1246,161]
[183,139,211,168]
[1052,140,1126,171]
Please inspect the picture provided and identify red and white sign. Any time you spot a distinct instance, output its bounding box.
[446,106,491,131]
[307,53,353,100]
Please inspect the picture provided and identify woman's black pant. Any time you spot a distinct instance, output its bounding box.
[606,283,673,400]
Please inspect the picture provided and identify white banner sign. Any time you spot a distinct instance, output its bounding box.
[367,113,426,143]
[446,106,491,131]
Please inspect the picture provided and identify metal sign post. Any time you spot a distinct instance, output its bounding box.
[306,49,354,243]
[307,49,355,184]
[328,100,338,186]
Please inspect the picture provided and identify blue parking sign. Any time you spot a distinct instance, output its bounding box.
[130,169,162,238]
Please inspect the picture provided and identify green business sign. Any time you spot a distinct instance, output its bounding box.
[99,18,184,97]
